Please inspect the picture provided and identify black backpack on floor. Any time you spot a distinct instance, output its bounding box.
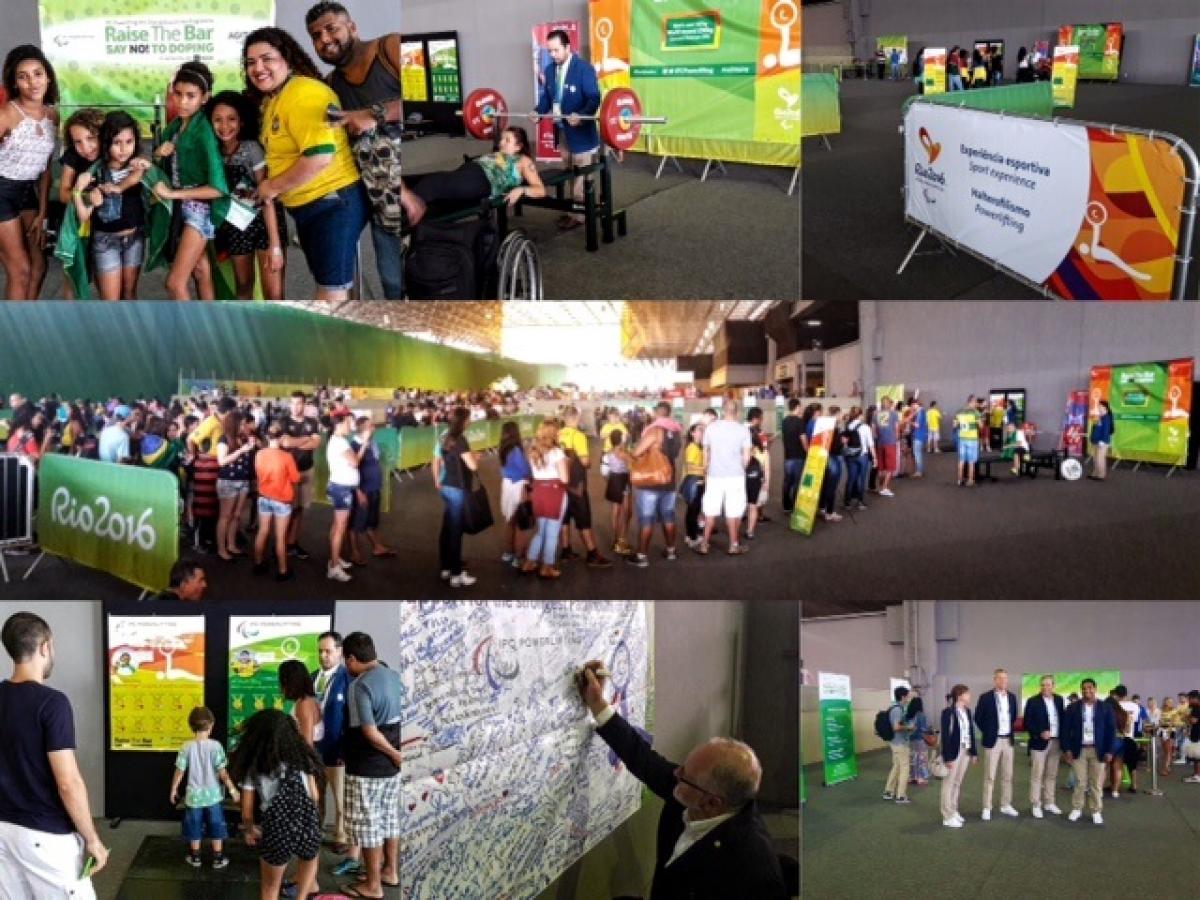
[406,215,500,300]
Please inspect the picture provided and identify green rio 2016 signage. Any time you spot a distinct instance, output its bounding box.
[38,455,179,592]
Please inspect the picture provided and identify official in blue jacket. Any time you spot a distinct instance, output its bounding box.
[312,630,352,851]
[1060,678,1116,825]
[939,685,977,828]
[534,28,601,231]
[1023,674,1065,818]
[974,668,1019,820]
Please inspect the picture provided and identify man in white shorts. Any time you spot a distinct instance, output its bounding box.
[0,612,107,899]
[698,399,753,556]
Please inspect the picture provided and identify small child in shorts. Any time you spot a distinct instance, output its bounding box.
[170,706,240,868]
[602,429,633,555]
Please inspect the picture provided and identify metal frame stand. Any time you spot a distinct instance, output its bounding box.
[896,227,954,275]
[654,155,683,179]
[788,165,801,197]
[700,159,727,182]
[1147,735,1164,797]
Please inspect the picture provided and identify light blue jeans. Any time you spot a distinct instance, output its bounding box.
[913,438,925,475]
[528,515,564,566]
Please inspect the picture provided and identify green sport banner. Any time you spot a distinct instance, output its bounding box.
[818,671,857,785]
[789,415,835,535]
[1089,359,1193,466]
[1058,24,1122,81]
[393,417,544,471]
[592,0,800,166]
[37,455,179,593]
[39,0,276,135]
[1020,670,1122,707]
[876,35,908,65]
[228,614,329,749]
[801,73,840,137]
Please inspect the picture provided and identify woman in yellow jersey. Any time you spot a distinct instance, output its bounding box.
[242,27,368,301]
[679,422,706,549]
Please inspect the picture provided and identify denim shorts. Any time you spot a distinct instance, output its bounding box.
[182,803,228,842]
[327,482,356,511]
[182,200,215,240]
[216,478,248,500]
[92,230,146,274]
[289,180,369,291]
[634,488,676,527]
[958,439,980,464]
[0,176,38,223]
[257,497,292,518]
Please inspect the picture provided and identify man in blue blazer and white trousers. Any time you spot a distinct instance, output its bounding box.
[312,630,352,851]
[975,668,1019,820]
[535,28,602,231]
[1061,677,1116,825]
[1023,674,1065,818]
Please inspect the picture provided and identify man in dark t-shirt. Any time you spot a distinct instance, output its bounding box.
[275,391,322,559]
[781,398,805,513]
[0,612,107,894]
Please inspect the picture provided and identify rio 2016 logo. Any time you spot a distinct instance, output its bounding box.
[50,488,156,551]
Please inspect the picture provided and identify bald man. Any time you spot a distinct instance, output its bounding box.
[578,661,787,899]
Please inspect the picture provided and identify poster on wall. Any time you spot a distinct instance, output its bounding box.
[1062,390,1089,457]
[401,40,429,102]
[228,615,329,749]
[532,21,583,162]
[922,48,946,95]
[875,384,906,406]
[876,34,908,65]
[904,102,1189,301]
[1059,24,1122,81]
[589,0,800,166]
[427,37,462,103]
[1191,35,1200,87]
[818,672,857,785]
[790,415,836,535]
[1020,670,1121,705]
[1051,44,1079,107]
[1088,359,1193,466]
[38,0,276,134]
[400,601,651,899]
[108,616,205,752]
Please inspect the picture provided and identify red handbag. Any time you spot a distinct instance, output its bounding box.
[531,478,566,519]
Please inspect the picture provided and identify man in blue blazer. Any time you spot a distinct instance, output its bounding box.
[939,684,978,828]
[534,28,602,231]
[1060,677,1116,825]
[313,630,352,853]
[974,668,1019,820]
[578,661,787,899]
[1023,674,1065,818]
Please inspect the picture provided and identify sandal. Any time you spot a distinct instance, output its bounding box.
[341,887,385,900]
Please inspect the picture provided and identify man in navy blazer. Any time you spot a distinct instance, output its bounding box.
[1061,677,1115,824]
[578,661,787,899]
[1023,674,1065,818]
[974,668,1019,820]
[535,28,602,231]
[312,630,352,851]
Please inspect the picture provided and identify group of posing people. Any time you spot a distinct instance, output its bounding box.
[431,397,774,585]
[3,388,396,589]
[0,1,402,301]
[879,671,1200,829]
[0,614,402,899]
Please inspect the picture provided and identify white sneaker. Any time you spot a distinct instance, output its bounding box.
[1044,804,1062,815]
[440,569,452,580]
[326,565,352,583]
[1067,809,1082,822]
[1183,775,1200,783]
[1110,790,1119,799]
[880,488,895,497]
[1092,812,1103,825]
[1031,806,1043,819]
[953,813,964,825]
[501,552,514,563]
[336,559,352,570]
[1000,805,1018,818]
[449,572,478,588]
[942,818,963,828]
[981,808,991,821]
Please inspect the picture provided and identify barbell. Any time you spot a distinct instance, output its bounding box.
[458,87,666,151]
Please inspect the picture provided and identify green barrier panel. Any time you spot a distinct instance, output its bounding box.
[903,81,1054,119]
[397,427,439,471]
[802,73,842,137]
[37,455,179,593]
[393,417,545,470]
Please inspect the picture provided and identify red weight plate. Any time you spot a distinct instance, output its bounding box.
[463,88,509,141]
[599,88,643,151]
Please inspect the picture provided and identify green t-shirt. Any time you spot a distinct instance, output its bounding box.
[175,738,227,808]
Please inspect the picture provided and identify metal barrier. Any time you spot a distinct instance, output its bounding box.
[899,100,1200,302]
[0,454,35,583]
[496,230,543,301]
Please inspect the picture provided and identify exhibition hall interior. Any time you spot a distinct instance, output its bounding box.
[0,0,1199,898]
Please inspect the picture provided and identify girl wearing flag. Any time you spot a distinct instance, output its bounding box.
[56,108,103,298]
[151,60,231,300]
[0,45,58,300]
[71,111,151,301]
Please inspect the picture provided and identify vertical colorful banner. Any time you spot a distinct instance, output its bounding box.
[228,615,330,749]
[1191,35,1200,87]
[801,73,840,137]
[589,0,633,95]
[1088,359,1193,465]
[1060,24,1122,81]
[1062,390,1088,457]
[818,672,857,786]
[922,48,946,95]
[789,415,835,535]
[401,40,430,102]
[532,20,583,163]
[428,37,462,103]
[38,0,276,136]
[1052,45,1079,107]
[108,616,205,752]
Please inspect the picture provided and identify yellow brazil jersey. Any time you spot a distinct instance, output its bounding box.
[927,408,941,431]
[599,422,626,451]
[955,409,979,440]
[558,426,590,461]
[262,75,361,208]
[684,442,704,477]
[190,415,223,454]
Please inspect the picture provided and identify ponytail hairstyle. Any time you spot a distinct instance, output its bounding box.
[173,59,215,96]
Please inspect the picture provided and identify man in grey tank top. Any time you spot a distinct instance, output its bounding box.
[306,2,403,300]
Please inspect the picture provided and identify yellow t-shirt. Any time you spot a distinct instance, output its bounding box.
[558,426,590,461]
[927,408,942,431]
[262,75,361,208]
[190,415,223,454]
[684,442,704,477]
[599,422,626,451]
